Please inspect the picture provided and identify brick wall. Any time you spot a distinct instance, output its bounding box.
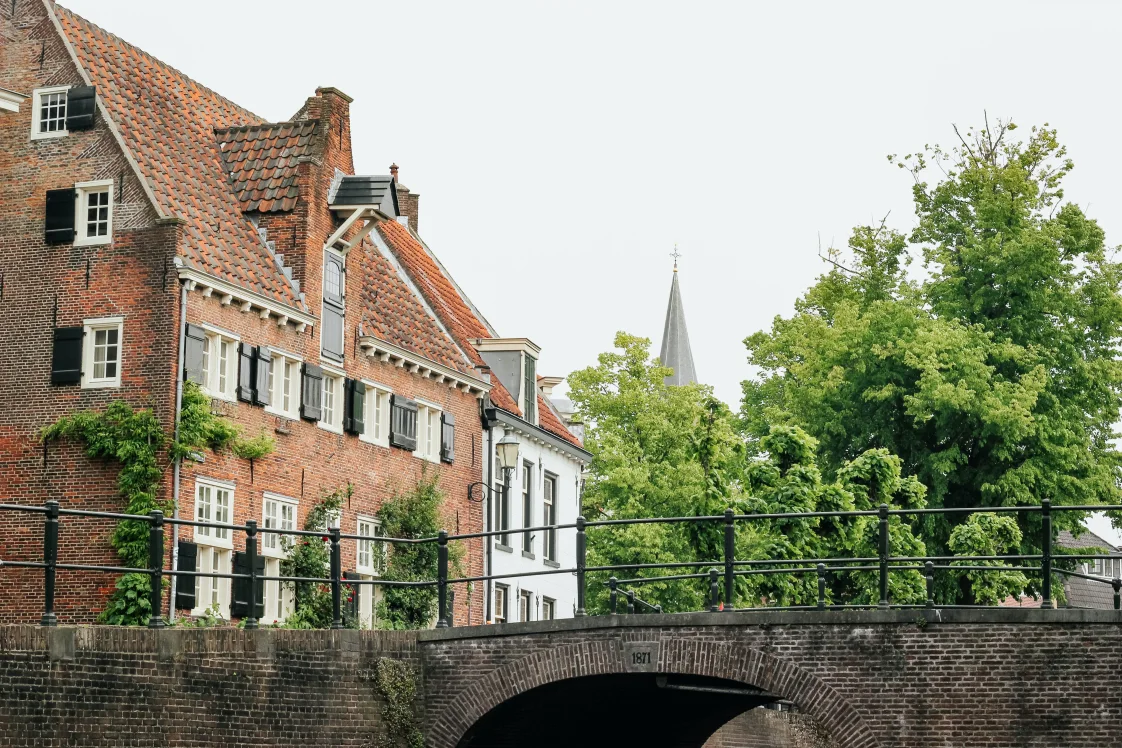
[0,626,422,747]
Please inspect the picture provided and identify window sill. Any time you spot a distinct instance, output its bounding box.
[359,435,390,449]
[74,235,112,248]
[521,550,535,560]
[317,421,344,435]
[264,406,300,421]
[204,390,237,403]
[494,542,513,553]
[31,130,68,141]
[81,379,121,390]
[543,559,560,569]
[193,536,233,551]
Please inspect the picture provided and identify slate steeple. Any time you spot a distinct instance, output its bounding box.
[659,251,697,386]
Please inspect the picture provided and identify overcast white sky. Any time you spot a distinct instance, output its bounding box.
[65,1,1122,538]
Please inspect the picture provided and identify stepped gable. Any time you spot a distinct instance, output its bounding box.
[377,220,581,446]
[215,120,318,213]
[54,6,305,311]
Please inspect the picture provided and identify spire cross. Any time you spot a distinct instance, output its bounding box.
[670,244,682,272]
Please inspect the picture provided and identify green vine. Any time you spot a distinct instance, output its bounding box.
[40,381,274,625]
[372,658,424,748]
[279,484,359,629]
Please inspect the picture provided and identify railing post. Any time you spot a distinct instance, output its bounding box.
[925,561,935,609]
[575,516,587,617]
[1040,499,1053,610]
[723,508,735,612]
[878,503,890,609]
[708,568,720,613]
[655,604,662,614]
[609,576,619,614]
[816,563,826,610]
[626,590,635,615]
[329,527,343,629]
[436,530,449,628]
[244,519,259,630]
[41,500,59,627]
[1113,578,1120,611]
[147,510,166,629]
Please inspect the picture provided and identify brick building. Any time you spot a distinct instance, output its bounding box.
[0,0,588,627]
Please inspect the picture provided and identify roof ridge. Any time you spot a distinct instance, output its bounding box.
[55,4,264,125]
[214,119,319,134]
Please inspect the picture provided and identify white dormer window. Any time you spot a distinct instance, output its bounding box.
[31,86,69,139]
[73,181,113,247]
[523,353,537,424]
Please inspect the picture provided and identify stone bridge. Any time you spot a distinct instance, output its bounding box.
[0,609,1119,747]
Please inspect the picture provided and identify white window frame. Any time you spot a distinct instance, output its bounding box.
[193,544,232,619]
[265,349,302,419]
[30,86,69,140]
[263,556,294,625]
[193,478,234,550]
[542,596,555,620]
[261,493,297,558]
[318,367,345,434]
[81,316,123,389]
[356,576,378,630]
[519,589,533,622]
[197,324,239,402]
[360,381,392,448]
[494,583,509,624]
[356,515,386,576]
[74,180,113,247]
[413,400,442,463]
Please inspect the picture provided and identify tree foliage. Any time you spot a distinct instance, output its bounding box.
[743,119,1122,602]
[280,484,357,629]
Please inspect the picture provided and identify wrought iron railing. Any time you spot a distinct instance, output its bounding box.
[1,499,1120,629]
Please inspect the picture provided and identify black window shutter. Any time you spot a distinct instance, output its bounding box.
[300,363,323,421]
[322,305,344,360]
[174,541,198,610]
[344,378,366,435]
[65,86,96,131]
[236,342,255,402]
[50,326,83,385]
[44,188,76,245]
[389,395,418,451]
[441,411,455,463]
[183,324,207,384]
[230,551,266,619]
[343,570,361,622]
[253,346,271,406]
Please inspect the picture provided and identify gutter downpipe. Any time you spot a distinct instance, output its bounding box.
[484,424,493,624]
[168,280,188,622]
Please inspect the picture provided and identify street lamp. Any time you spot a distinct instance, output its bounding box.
[495,428,520,472]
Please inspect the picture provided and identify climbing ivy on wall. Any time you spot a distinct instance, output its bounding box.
[41,381,274,625]
[372,657,424,748]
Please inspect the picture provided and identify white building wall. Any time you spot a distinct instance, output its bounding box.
[486,426,583,622]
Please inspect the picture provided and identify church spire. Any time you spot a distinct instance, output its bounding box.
[659,248,697,386]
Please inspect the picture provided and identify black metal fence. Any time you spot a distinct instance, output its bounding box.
[2,499,1121,629]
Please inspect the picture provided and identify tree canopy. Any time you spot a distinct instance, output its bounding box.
[742,120,1122,601]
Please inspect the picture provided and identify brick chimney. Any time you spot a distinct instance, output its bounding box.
[391,163,421,232]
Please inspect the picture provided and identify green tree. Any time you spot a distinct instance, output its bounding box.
[280,484,357,629]
[567,332,746,612]
[743,120,1122,602]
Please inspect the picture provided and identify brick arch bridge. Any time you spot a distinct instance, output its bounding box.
[418,608,1122,748]
[1,609,1121,747]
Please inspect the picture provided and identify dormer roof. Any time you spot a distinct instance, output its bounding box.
[331,175,399,218]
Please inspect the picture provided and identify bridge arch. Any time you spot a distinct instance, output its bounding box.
[426,634,881,748]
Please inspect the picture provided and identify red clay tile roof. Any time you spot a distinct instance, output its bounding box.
[377,221,582,447]
[215,121,318,213]
[357,238,475,376]
[55,7,305,311]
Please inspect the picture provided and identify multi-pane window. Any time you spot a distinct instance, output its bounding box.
[194,480,232,545]
[523,354,537,424]
[361,386,391,447]
[267,352,301,419]
[199,329,238,401]
[319,371,344,432]
[32,87,68,138]
[519,590,533,622]
[542,597,555,620]
[495,457,510,547]
[321,250,345,360]
[82,318,122,389]
[262,495,296,553]
[1091,558,1121,578]
[494,584,509,624]
[74,181,113,246]
[194,545,231,618]
[543,474,557,562]
[264,557,293,623]
[522,461,534,553]
[357,517,386,575]
[414,403,442,462]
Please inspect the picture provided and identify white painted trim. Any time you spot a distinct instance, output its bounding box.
[261,493,298,559]
[358,335,489,394]
[73,180,114,247]
[176,266,316,327]
[81,317,123,389]
[195,321,240,341]
[0,88,26,113]
[263,350,302,420]
[192,477,235,551]
[29,85,69,140]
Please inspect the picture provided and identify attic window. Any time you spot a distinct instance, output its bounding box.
[31,86,68,139]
